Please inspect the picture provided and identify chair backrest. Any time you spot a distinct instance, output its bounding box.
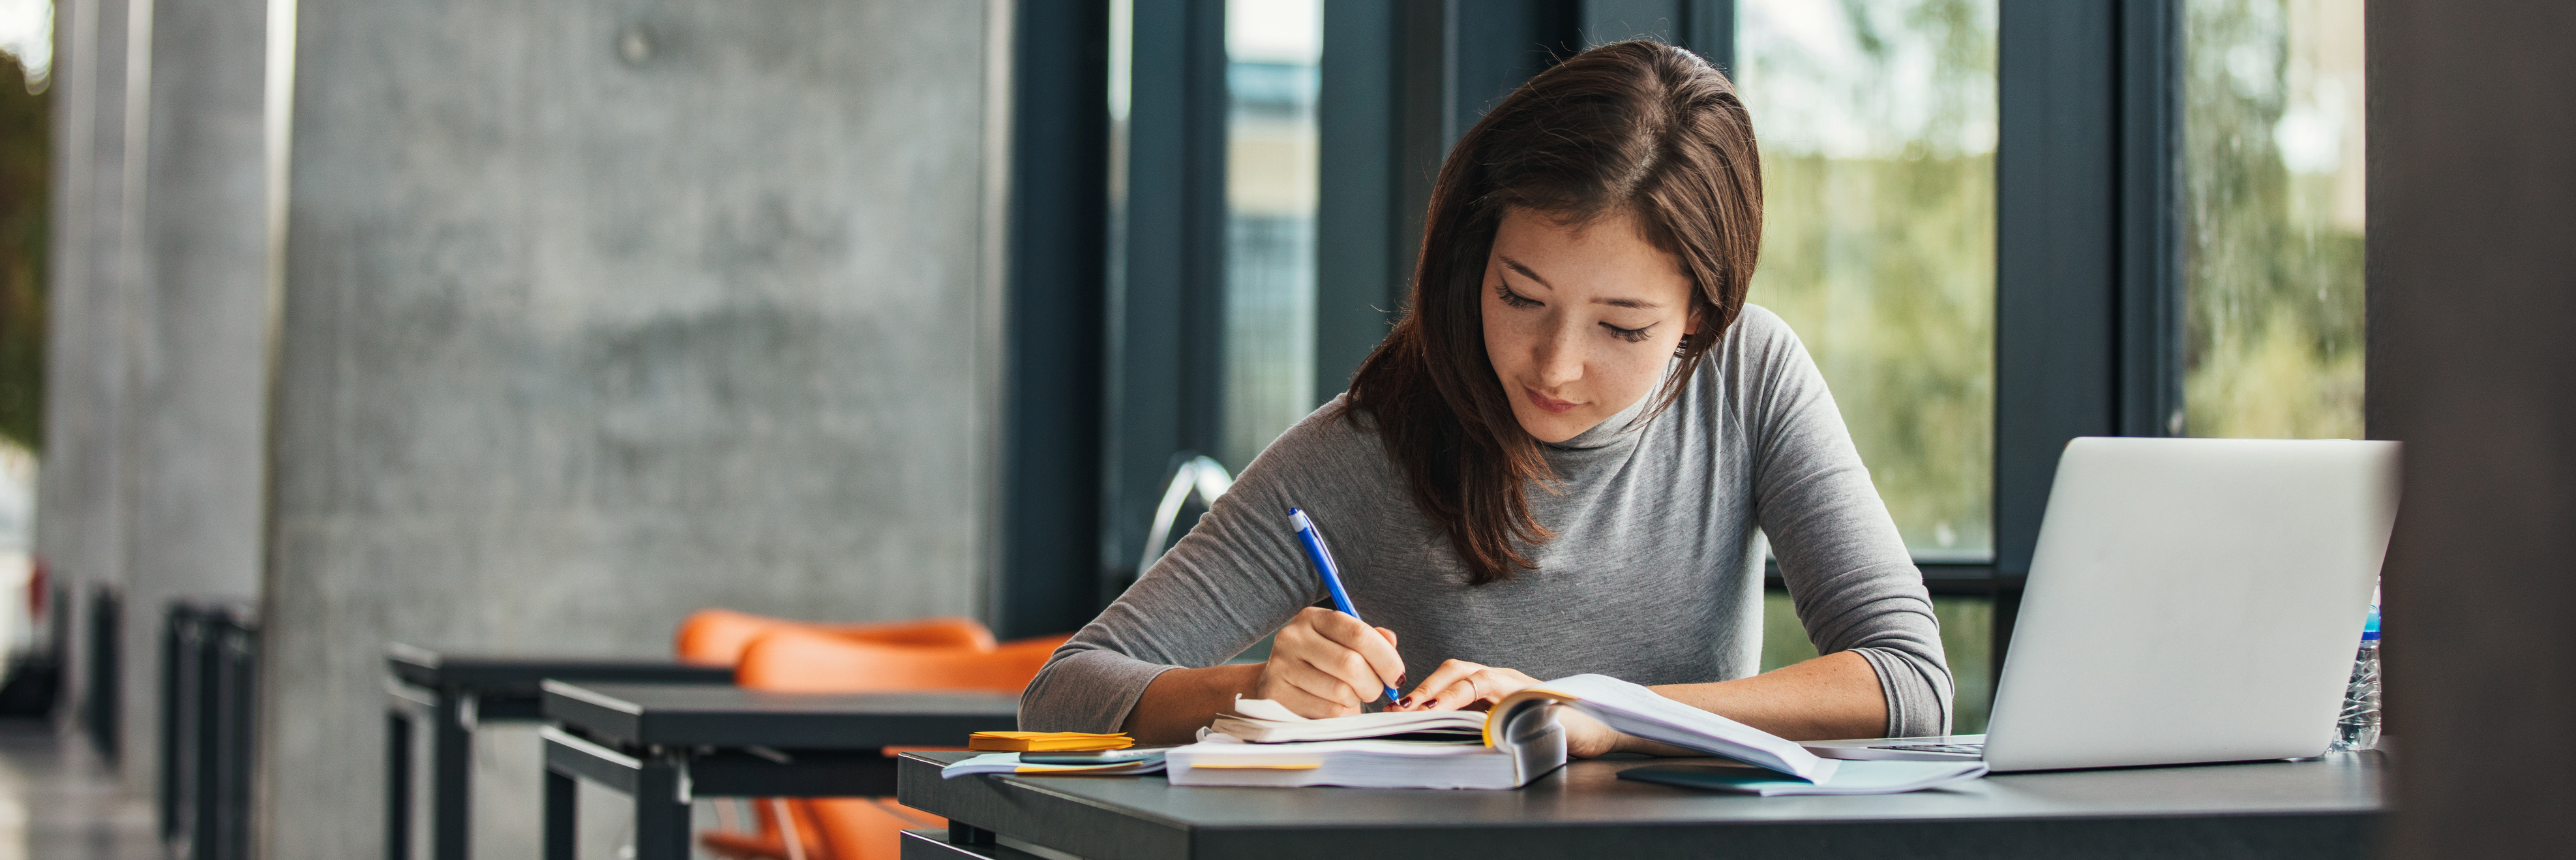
[734,628,1071,694]
[675,609,996,666]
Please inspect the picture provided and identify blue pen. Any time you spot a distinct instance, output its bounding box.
[1288,506,1404,704]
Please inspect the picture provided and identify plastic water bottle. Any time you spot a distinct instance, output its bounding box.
[2328,604,2380,752]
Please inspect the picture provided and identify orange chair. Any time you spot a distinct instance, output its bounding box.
[674,609,997,666]
[733,629,1066,694]
[682,611,1007,860]
[708,628,1074,860]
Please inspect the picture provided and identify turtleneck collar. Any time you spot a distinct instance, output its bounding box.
[1540,379,1660,452]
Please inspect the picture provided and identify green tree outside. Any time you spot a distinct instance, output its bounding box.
[1741,0,1997,560]
[2182,0,2365,440]
[0,55,42,452]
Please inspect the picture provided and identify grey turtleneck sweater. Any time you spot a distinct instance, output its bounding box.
[1020,305,1953,739]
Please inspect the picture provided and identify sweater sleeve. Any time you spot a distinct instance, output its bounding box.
[1016,403,1365,732]
[1730,307,1956,737]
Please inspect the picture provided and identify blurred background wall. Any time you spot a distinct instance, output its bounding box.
[39,0,1003,856]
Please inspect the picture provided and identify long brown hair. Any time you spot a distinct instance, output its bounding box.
[1341,40,1763,585]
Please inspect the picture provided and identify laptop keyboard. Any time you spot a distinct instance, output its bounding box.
[1868,743,1986,755]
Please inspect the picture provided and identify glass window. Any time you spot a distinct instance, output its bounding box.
[2181,0,2365,439]
[1736,0,1999,562]
[1741,1,1998,731]
[1220,0,1323,471]
[1765,592,1994,733]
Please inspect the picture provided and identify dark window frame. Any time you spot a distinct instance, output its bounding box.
[994,0,1115,639]
[1096,0,1232,607]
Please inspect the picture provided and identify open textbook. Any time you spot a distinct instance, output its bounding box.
[1168,674,1984,793]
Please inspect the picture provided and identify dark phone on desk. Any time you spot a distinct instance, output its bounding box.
[1019,748,1166,765]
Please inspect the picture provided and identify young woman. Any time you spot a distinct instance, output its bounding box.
[1022,40,1951,756]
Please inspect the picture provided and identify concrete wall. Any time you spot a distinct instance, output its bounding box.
[257,1,999,857]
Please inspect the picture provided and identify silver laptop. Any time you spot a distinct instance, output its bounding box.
[1803,437,2398,773]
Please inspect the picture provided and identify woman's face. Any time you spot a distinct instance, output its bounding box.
[1480,207,1700,444]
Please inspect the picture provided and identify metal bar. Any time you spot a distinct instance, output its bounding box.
[216,621,258,860]
[192,615,222,857]
[158,606,187,840]
[2116,0,2183,438]
[632,756,692,860]
[950,822,996,845]
[162,607,204,842]
[84,586,121,763]
[430,689,472,860]
[900,829,1059,859]
[542,768,577,860]
[541,726,644,793]
[386,709,413,860]
[384,678,437,711]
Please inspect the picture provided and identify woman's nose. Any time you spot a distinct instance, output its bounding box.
[1533,322,1583,386]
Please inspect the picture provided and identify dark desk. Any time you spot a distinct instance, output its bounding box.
[382,645,734,860]
[896,750,2384,859]
[540,682,1020,860]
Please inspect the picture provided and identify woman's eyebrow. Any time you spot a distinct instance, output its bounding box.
[1501,256,1555,290]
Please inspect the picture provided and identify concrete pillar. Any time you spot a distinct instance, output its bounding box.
[256,1,1001,857]
[39,0,136,744]
[112,0,275,788]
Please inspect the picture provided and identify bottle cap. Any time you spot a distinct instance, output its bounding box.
[2361,604,2380,641]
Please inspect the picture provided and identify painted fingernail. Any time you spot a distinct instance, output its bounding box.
[1397,674,1408,685]
[1398,696,1413,707]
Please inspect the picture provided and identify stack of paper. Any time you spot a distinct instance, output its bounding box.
[940,752,1167,778]
[1167,737,1542,789]
[1171,695,1567,790]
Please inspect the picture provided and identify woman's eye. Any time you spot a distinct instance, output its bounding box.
[1493,283,1542,309]
[1601,322,1655,343]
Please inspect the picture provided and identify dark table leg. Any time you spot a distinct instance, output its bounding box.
[432,692,472,860]
[543,767,577,860]
[386,709,413,860]
[632,757,692,860]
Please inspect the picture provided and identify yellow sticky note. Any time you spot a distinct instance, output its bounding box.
[967,731,1135,752]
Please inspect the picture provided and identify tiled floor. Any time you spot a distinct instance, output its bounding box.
[0,719,162,860]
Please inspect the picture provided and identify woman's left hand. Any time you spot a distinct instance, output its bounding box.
[1394,659,1540,711]
[1393,660,1628,758]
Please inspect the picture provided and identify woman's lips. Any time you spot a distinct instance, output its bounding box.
[1525,387,1579,414]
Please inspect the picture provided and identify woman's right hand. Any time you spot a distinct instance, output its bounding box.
[1253,607,1405,718]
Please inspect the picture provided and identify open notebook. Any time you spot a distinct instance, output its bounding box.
[1170,674,1874,790]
